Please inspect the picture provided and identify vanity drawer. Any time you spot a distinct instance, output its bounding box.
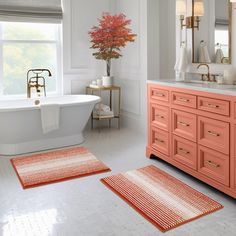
[150,87,169,103]
[172,135,197,170]
[198,97,230,116]
[234,103,236,119]
[151,104,169,131]
[172,109,197,142]
[198,145,229,186]
[151,127,169,156]
[172,92,197,109]
[198,116,229,155]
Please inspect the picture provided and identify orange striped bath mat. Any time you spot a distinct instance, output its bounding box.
[101,165,223,232]
[11,147,111,189]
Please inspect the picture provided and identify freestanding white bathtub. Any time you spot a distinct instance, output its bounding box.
[0,95,100,155]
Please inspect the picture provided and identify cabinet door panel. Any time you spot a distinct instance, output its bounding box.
[151,104,169,131]
[198,97,230,116]
[198,116,229,155]
[172,109,197,142]
[198,145,229,186]
[173,135,197,170]
[151,127,169,156]
[172,92,197,109]
[150,88,169,103]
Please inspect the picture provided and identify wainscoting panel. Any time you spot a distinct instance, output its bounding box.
[115,0,141,71]
[117,79,141,116]
[70,0,110,69]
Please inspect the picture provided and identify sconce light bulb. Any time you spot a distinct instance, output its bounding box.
[176,0,186,16]
[194,0,205,16]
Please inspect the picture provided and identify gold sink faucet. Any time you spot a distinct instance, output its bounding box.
[27,69,52,98]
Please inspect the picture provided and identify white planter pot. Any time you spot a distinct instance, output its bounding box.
[102,76,113,87]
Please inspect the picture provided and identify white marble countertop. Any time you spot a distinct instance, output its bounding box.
[147,80,236,96]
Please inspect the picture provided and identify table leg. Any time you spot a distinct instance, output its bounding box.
[110,90,112,111]
[118,88,121,129]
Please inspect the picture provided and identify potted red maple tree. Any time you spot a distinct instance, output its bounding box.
[89,13,136,87]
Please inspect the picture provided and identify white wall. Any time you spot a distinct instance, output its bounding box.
[62,0,115,95]
[159,0,176,79]
[113,0,148,133]
[147,0,160,81]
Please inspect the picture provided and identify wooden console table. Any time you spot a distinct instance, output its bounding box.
[86,86,121,129]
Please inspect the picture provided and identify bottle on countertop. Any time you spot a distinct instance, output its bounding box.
[216,74,224,84]
[224,68,235,85]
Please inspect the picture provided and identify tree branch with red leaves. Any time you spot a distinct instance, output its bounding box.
[89,13,136,76]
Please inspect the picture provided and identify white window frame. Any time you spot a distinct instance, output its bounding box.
[0,22,62,98]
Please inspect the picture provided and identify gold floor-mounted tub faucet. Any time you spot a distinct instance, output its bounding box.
[27,69,52,98]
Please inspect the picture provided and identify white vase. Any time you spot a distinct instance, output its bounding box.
[102,76,113,87]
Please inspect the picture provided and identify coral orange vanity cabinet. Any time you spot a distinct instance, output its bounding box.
[147,83,236,199]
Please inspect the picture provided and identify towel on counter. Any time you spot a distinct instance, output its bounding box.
[215,48,224,64]
[40,104,60,134]
[174,46,189,73]
[94,104,111,112]
[199,41,211,63]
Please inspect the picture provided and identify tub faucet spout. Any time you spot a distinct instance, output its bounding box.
[27,69,52,98]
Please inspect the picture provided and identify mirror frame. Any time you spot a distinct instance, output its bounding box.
[191,0,232,64]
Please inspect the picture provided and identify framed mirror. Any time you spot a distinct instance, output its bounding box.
[192,0,232,64]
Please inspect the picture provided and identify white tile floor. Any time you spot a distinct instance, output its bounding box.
[0,128,236,236]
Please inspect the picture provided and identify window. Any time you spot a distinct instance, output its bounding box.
[0,22,62,96]
[215,29,229,57]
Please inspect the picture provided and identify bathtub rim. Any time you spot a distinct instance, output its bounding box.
[0,95,101,112]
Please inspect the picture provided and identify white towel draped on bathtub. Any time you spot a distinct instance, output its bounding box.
[40,104,60,134]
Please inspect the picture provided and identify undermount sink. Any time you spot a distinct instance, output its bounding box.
[176,80,236,90]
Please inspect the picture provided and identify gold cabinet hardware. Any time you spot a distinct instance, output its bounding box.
[156,114,165,119]
[178,98,190,102]
[155,138,164,143]
[154,92,165,97]
[207,103,219,109]
[177,121,190,127]
[208,131,220,137]
[207,160,220,168]
[178,148,190,155]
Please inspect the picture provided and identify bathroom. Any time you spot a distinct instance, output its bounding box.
[0,0,236,235]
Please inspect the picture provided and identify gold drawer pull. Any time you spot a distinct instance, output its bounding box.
[156,115,165,119]
[207,103,220,109]
[178,121,190,127]
[155,138,164,143]
[178,98,190,102]
[208,131,220,137]
[207,160,220,168]
[179,148,190,155]
[154,93,165,97]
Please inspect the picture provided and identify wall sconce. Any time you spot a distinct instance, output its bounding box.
[176,0,204,30]
[230,0,236,8]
